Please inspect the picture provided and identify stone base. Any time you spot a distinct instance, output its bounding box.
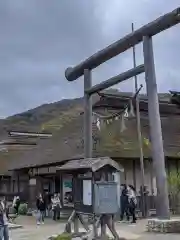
[147,218,180,233]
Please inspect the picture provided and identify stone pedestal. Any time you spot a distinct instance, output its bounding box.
[147,218,180,233]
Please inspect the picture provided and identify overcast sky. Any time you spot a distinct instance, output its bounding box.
[0,0,180,117]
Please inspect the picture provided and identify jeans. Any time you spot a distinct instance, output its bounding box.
[37,210,45,223]
[0,225,9,240]
[120,203,129,221]
[53,206,60,221]
[129,201,137,223]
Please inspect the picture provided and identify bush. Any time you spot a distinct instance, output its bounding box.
[52,233,71,240]
[18,203,28,215]
[167,170,180,214]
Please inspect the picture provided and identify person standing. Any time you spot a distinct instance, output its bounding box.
[0,197,9,240]
[12,196,16,210]
[36,194,46,225]
[127,185,137,224]
[51,194,56,221]
[14,196,20,215]
[51,194,61,221]
[56,193,62,220]
[120,184,129,221]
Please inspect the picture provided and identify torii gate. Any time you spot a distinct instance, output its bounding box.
[65,8,180,220]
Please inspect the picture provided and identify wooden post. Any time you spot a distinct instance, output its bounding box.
[132,22,146,217]
[65,210,76,233]
[84,69,92,159]
[143,35,170,219]
[17,174,20,193]
[74,214,79,234]
[59,173,63,211]
[100,215,106,239]
[77,213,89,232]
[132,160,136,190]
[92,173,98,238]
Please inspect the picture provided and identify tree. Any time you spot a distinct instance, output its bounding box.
[167,170,180,214]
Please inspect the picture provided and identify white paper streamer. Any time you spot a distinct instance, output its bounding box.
[124,108,129,118]
[120,115,126,132]
[129,100,135,117]
[92,113,97,124]
[96,118,101,130]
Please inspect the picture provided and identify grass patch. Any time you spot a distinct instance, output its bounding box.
[50,233,71,240]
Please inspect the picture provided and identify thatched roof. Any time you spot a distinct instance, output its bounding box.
[3,91,180,172]
[58,157,124,172]
[93,92,180,115]
[92,93,180,158]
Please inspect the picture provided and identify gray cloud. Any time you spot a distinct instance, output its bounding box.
[0,0,180,117]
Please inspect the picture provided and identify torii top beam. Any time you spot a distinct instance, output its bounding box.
[65,8,180,81]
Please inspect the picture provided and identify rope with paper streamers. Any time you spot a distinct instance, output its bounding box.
[93,84,143,133]
[92,105,130,133]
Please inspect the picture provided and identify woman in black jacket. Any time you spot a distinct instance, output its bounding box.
[120,184,129,221]
[36,194,46,225]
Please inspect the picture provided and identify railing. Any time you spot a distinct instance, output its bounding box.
[136,195,156,217]
[0,192,28,203]
[136,194,180,216]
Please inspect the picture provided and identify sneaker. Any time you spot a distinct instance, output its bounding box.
[131,221,136,224]
[41,222,44,225]
[37,221,40,225]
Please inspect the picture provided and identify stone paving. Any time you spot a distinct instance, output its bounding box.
[9,216,64,240]
[8,216,180,240]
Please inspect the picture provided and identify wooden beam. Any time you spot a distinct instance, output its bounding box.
[85,65,144,96]
[8,131,52,138]
[65,8,180,81]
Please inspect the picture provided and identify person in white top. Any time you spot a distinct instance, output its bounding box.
[12,196,17,208]
[0,197,9,240]
[51,194,61,221]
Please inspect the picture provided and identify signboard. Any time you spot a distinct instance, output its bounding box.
[94,182,119,214]
[83,180,92,205]
[29,178,36,186]
[63,175,73,206]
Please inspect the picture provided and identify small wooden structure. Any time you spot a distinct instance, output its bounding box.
[58,157,124,239]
